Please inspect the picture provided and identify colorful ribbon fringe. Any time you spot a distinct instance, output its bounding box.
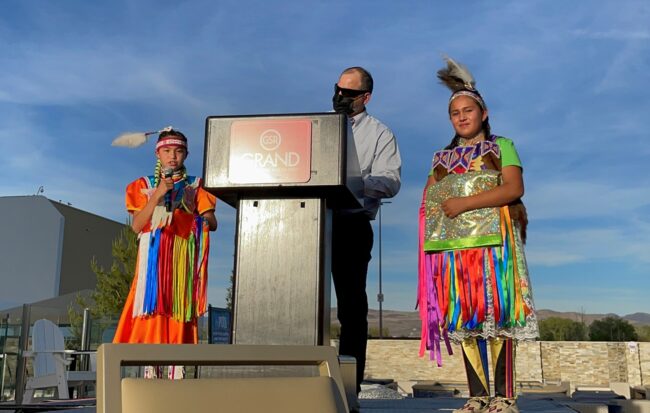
[417,189,532,365]
[132,212,210,322]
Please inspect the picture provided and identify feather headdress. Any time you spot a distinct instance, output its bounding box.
[437,56,476,92]
[111,126,174,148]
[437,56,486,110]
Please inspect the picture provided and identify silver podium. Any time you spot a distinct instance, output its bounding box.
[203,113,362,346]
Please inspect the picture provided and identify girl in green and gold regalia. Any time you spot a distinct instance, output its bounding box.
[418,58,538,413]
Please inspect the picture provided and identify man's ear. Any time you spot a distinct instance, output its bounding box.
[363,92,372,105]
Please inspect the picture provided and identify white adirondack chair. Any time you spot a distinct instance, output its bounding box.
[22,319,96,403]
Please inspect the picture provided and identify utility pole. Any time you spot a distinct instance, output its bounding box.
[377,201,391,339]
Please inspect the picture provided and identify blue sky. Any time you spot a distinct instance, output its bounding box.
[1,0,649,315]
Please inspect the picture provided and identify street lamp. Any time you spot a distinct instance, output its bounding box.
[377,201,391,339]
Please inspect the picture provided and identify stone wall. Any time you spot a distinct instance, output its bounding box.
[641,342,650,385]
[364,339,650,394]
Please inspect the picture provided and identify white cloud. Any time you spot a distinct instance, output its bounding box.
[379,185,424,230]
[572,29,650,40]
[0,118,125,219]
[534,284,650,315]
[0,47,205,108]
[526,181,650,221]
[525,249,584,267]
[594,42,650,94]
[527,223,650,267]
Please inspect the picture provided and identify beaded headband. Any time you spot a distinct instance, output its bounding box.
[155,137,187,151]
[449,90,486,111]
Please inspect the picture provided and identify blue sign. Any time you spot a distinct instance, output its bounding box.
[209,306,231,344]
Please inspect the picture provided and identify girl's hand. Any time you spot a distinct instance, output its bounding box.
[153,177,174,202]
[435,166,524,220]
[441,197,468,218]
[202,210,218,231]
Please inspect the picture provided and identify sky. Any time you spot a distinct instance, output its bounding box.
[1,0,649,316]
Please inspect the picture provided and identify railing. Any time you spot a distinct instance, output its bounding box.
[0,302,215,402]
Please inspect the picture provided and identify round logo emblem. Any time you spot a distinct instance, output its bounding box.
[259,129,281,151]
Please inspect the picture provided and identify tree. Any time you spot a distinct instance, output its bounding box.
[588,316,638,341]
[635,325,650,342]
[539,317,587,341]
[225,271,234,311]
[68,225,137,348]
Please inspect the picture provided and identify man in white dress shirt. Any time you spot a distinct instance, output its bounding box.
[331,66,402,398]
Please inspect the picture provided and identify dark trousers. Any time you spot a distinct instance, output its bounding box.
[332,213,373,394]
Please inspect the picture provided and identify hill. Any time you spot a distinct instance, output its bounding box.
[536,309,650,326]
[330,308,422,338]
[623,312,650,325]
[330,308,650,338]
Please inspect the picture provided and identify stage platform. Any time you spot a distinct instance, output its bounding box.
[359,396,578,412]
[0,396,581,413]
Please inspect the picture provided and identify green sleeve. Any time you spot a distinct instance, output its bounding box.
[496,137,522,168]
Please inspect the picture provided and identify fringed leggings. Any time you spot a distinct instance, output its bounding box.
[461,338,515,398]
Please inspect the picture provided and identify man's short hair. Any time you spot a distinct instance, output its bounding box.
[341,66,374,93]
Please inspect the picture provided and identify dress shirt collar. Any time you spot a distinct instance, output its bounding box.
[350,110,367,126]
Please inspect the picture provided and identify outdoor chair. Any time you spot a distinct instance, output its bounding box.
[22,319,96,403]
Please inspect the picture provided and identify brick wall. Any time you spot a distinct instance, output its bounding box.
[364,339,649,393]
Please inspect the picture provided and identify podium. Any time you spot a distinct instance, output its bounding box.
[203,113,362,346]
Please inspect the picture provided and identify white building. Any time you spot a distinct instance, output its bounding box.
[0,196,126,320]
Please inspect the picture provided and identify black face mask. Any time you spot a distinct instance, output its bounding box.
[332,93,355,115]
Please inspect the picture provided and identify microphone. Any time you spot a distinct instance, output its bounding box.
[163,168,173,212]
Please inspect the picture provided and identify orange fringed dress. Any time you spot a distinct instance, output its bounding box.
[113,175,216,344]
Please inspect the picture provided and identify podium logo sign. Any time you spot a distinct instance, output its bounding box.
[229,119,312,184]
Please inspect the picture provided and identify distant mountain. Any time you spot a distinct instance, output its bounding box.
[330,308,650,338]
[330,308,422,338]
[536,309,650,326]
[536,309,618,325]
[622,312,650,325]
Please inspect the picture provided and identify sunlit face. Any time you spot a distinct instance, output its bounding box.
[449,95,488,139]
[337,71,371,116]
[156,145,188,170]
